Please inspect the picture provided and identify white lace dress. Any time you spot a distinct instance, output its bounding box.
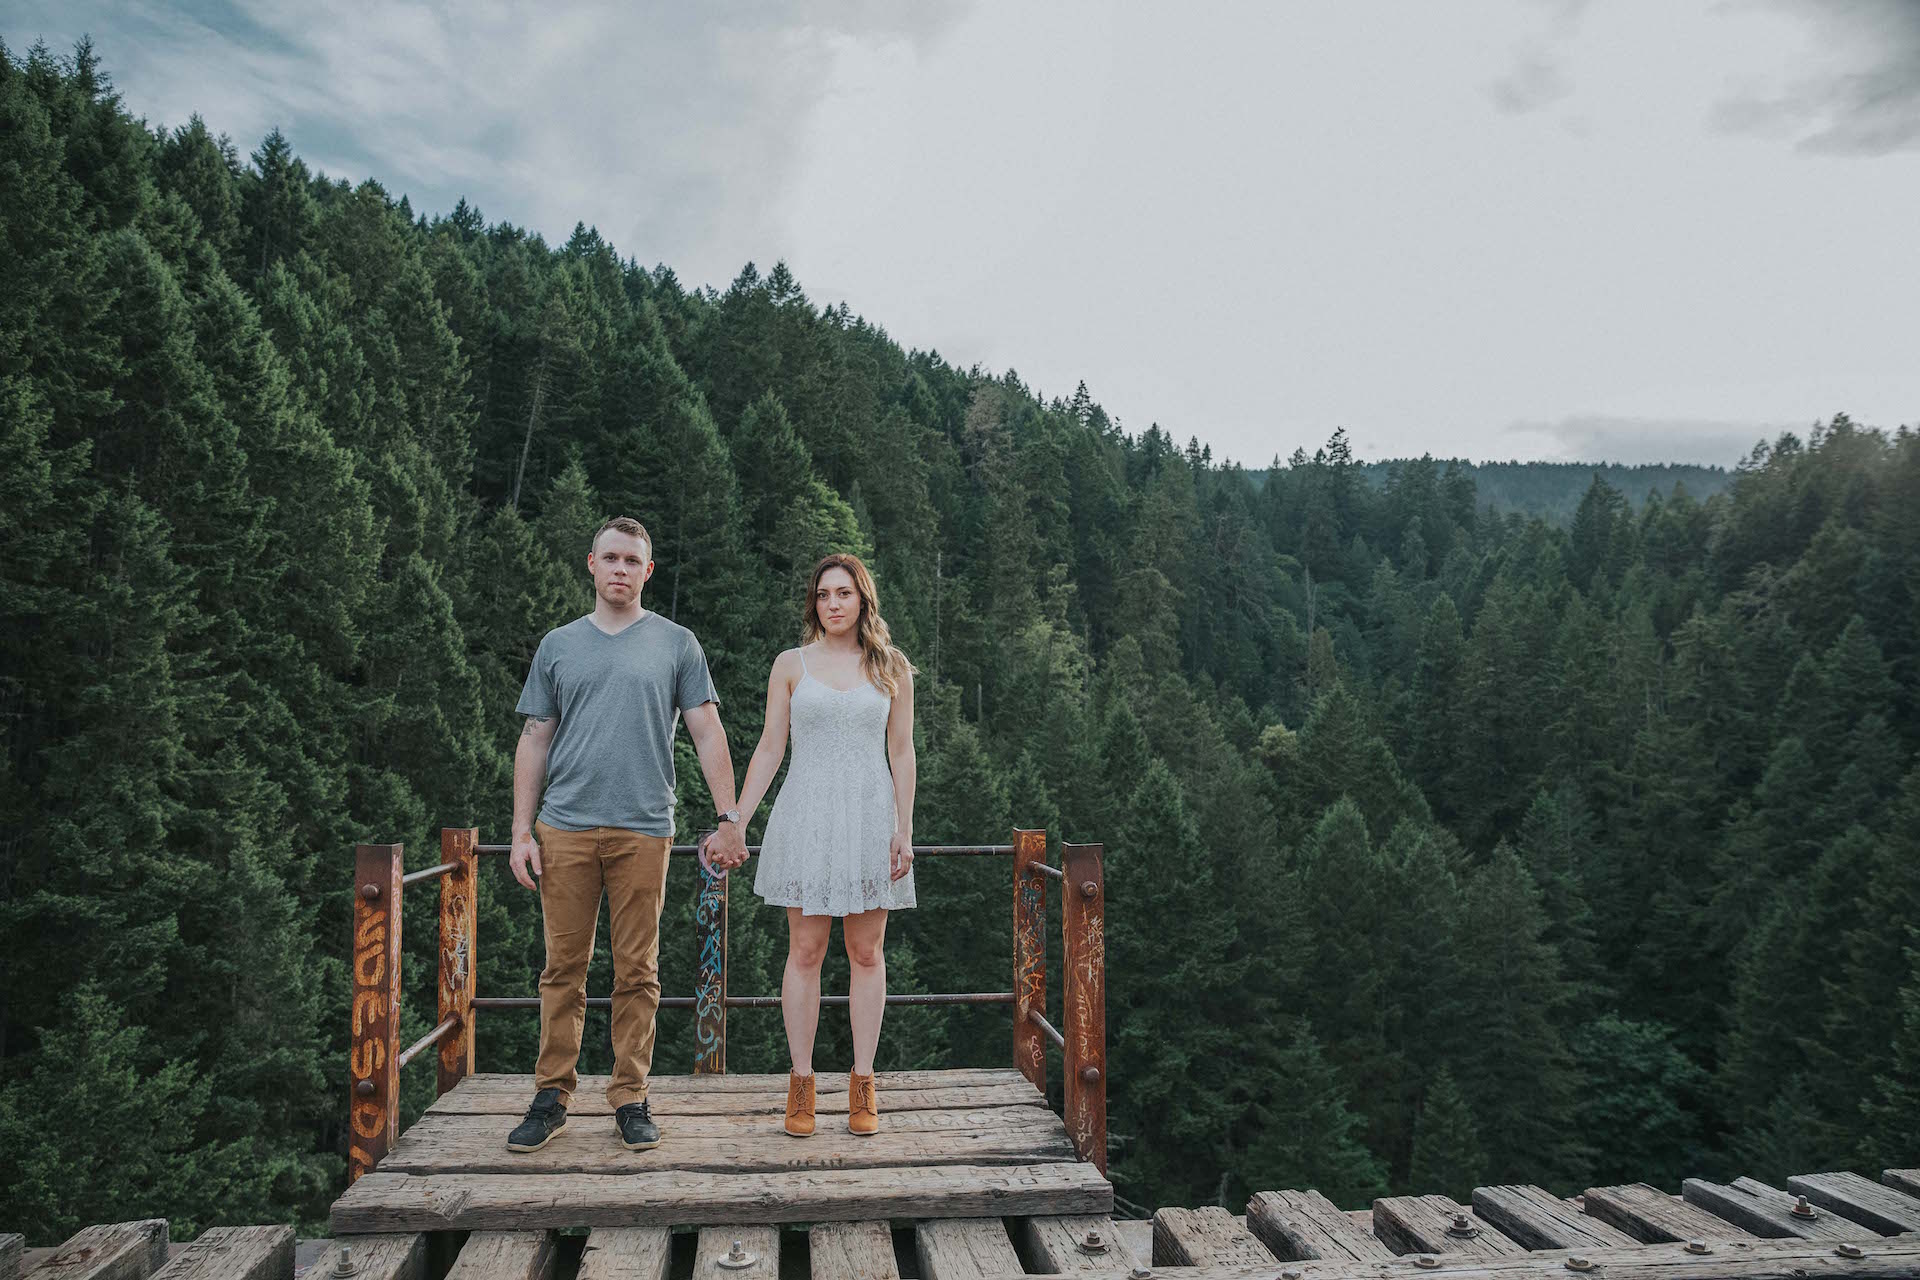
[754,651,915,916]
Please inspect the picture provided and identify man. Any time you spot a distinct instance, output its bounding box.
[505,516,750,1153]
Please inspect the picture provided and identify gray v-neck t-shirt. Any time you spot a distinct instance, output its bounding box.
[515,612,720,836]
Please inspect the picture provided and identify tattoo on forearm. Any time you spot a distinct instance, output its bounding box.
[522,715,551,737]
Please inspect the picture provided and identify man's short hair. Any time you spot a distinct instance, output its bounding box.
[592,516,652,557]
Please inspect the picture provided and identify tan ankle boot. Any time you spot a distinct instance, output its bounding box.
[848,1071,879,1135]
[784,1071,816,1137]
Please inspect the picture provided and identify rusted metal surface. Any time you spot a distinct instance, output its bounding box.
[437,827,478,1095]
[694,849,727,1074]
[349,842,404,1183]
[397,1015,460,1072]
[1012,828,1049,1094]
[1060,841,1107,1175]
[1028,1008,1066,1051]
[400,862,459,887]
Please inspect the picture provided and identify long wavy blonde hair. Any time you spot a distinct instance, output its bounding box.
[801,553,916,697]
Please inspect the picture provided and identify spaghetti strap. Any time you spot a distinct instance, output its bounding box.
[796,646,810,676]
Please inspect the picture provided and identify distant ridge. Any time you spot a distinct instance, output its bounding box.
[1251,459,1733,524]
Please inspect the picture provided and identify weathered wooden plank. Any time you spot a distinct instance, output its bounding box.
[331,1162,1112,1232]
[426,1080,1041,1117]
[1372,1197,1527,1258]
[150,1228,292,1280]
[1246,1190,1396,1263]
[380,1115,1073,1175]
[693,1229,777,1280]
[1471,1186,1637,1250]
[1582,1183,1759,1244]
[1013,1216,1143,1273]
[1113,1222,1153,1266]
[309,1238,422,1280]
[1681,1177,1879,1241]
[808,1222,899,1280]
[3,1235,22,1280]
[916,1220,1022,1280]
[574,1230,670,1280]
[443,1234,552,1280]
[31,1223,169,1280]
[436,1068,1025,1097]
[961,1232,1920,1280]
[1885,1170,1920,1199]
[1151,1207,1277,1267]
[1787,1171,1920,1235]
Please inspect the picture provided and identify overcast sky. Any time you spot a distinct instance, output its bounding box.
[12,0,1920,467]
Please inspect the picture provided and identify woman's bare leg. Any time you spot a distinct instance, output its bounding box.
[783,908,833,1075]
[842,908,889,1075]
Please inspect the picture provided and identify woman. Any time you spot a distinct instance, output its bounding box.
[735,553,917,1138]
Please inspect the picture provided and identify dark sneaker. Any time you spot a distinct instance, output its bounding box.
[506,1088,567,1152]
[615,1098,661,1151]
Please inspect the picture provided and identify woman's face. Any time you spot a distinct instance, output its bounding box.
[815,566,861,638]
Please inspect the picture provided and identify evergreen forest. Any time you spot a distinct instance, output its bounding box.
[2,42,1916,1239]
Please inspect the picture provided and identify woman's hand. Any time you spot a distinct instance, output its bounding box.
[890,832,914,881]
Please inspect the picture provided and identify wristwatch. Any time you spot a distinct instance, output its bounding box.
[716,809,741,826]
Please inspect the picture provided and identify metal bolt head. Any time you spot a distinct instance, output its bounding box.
[1282,1271,1303,1280]
[1415,1256,1440,1269]
[1129,1267,1153,1280]
[1565,1257,1594,1273]
[332,1247,358,1279]
[360,883,381,900]
[1684,1240,1711,1255]
[1835,1243,1865,1260]
[355,1079,374,1097]
[1791,1195,1818,1219]
[1446,1213,1480,1238]
[1080,1065,1102,1084]
[1077,1230,1108,1256]
[716,1241,759,1270]
[1080,880,1099,899]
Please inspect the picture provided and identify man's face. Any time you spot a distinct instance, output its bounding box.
[588,530,652,606]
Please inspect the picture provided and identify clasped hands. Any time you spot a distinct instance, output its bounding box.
[701,821,750,874]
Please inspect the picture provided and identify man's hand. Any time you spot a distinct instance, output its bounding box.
[712,820,749,868]
[511,829,544,890]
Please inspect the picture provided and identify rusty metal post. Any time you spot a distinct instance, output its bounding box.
[693,851,727,1073]
[436,827,478,1096]
[1011,827,1048,1093]
[1060,841,1107,1175]
[349,843,403,1183]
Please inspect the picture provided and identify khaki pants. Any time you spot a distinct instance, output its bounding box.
[533,821,672,1108]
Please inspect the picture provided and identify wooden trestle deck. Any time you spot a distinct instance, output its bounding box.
[329,1069,1111,1233]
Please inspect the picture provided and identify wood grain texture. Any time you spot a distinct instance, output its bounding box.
[426,1078,1039,1117]
[436,1069,1024,1098]
[330,1162,1112,1232]
[1786,1172,1920,1235]
[1013,1216,1141,1273]
[1470,1186,1637,1250]
[692,1229,778,1280]
[956,1233,1920,1280]
[915,1220,1022,1280]
[378,1109,1072,1175]
[575,1231,669,1280]
[1883,1169,1920,1199]
[1681,1177,1879,1241]
[2,1235,22,1280]
[310,1237,422,1280]
[807,1222,899,1280]
[1151,1207,1277,1267]
[1582,1184,1759,1245]
[1113,1222,1153,1266]
[1246,1190,1396,1263]
[1371,1197,1527,1258]
[444,1234,552,1280]
[31,1223,169,1280]
[149,1229,291,1280]
[400,1103,1060,1142]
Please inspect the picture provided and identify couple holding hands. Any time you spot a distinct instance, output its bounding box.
[504,516,917,1155]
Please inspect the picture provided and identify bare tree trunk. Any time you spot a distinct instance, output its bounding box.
[510,353,549,511]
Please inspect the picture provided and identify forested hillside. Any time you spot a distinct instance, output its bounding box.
[2,41,1916,1238]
